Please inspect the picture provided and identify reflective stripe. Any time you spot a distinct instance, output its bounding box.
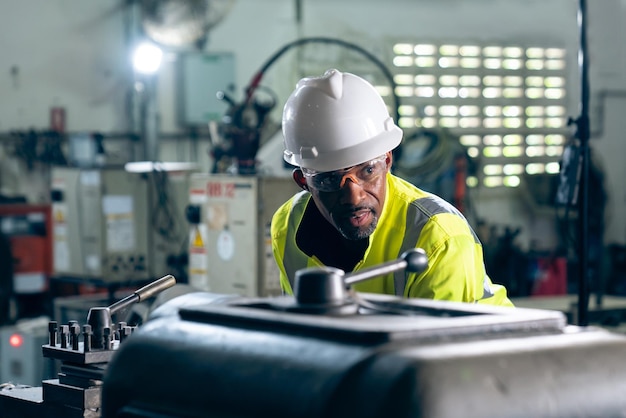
[283,191,311,289]
[482,275,495,300]
[414,197,493,300]
[394,196,485,298]
[413,196,479,243]
[393,201,427,296]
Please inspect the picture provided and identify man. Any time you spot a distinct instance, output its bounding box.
[271,69,512,306]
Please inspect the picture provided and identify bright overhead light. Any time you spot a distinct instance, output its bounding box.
[132,42,163,75]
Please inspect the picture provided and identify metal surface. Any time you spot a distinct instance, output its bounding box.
[100,254,626,417]
[101,292,626,418]
[6,254,626,417]
[0,276,176,418]
[97,253,626,417]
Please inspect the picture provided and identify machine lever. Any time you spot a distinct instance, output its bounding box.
[344,248,428,286]
[86,275,177,349]
[293,248,428,308]
[108,274,177,315]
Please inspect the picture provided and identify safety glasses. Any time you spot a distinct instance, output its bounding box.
[302,155,388,192]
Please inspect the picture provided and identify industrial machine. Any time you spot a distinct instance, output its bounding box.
[0,318,56,387]
[50,164,196,285]
[0,204,52,318]
[104,250,626,417]
[185,173,299,296]
[51,166,150,282]
[3,251,626,417]
[0,274,176,418]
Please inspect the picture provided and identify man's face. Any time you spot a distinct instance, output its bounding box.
[300,152,392,240]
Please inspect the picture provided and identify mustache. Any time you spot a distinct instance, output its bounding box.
[334,205,375,217]
[332,206,379,240]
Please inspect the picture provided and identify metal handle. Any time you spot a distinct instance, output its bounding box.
[108,275,177,315]
[294,248,428,307]
[86,275,177,350]
[344,248,428,286]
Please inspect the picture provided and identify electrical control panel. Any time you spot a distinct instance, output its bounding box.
[187,174,299,297]
[50,164,196,284]
[51,167,150,282]
[0,205,52,294]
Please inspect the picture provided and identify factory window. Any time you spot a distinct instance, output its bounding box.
[388,41,568,189]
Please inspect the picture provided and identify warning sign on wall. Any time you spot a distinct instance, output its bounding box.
[189,225,209,291]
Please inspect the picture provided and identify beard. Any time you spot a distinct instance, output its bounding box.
[334,212,379,240]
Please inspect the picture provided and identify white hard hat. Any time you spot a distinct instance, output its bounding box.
[282,69,403,172]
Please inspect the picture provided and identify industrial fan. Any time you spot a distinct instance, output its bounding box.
[139,0,235,48]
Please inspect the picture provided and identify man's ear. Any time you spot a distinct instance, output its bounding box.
[293,169,308,190]
[385,151,393,171]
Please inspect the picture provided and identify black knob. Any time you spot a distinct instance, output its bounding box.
[59,325,69,348]
[83,324,92,352]
[70,324,80,350]
[401,248,429,273]
[48,321,58,346]
[294,266,348,306]
[50,189,64,202]
[185,205,201,224]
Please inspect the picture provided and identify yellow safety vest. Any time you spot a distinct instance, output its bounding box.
[271,173,513,306]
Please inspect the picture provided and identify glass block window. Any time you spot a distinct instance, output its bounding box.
[383,41,569,189]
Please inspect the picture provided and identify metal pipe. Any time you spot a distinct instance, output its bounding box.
[576,0,591,326]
